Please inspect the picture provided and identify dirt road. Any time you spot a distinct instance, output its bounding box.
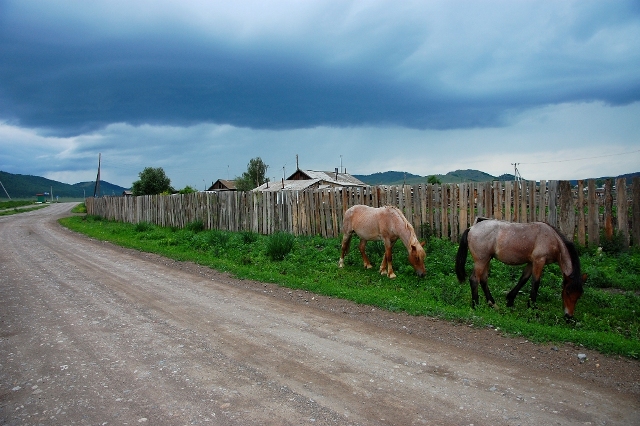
[1,204,638,425]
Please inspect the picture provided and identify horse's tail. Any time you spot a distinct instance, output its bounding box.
[455,228,470,282]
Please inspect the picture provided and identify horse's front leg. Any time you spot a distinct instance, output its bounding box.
[506,264,533,307]
[380,243,395,279]
[358,239,373,269]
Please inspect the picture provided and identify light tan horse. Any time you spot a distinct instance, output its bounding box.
[456,218,585,318]
[338,205,426,279]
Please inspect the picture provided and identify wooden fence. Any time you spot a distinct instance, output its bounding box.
[86,177,640,247]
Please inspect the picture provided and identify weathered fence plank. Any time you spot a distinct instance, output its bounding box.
[633,178,640,247]
[617,178,629,247]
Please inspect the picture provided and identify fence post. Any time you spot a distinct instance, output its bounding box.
[633,177,640,247]
[449,184,458,242]
[504,181,512,222]
[587,179,600,247]
[459,182,468,232]
[547,181,558,227]
[604,179,614,241]
[558,180,575,240]
[616,177,630,247]
[577,180,586,246]
[493,181,502,220]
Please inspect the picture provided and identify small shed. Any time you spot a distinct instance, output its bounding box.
[36,193,47,203]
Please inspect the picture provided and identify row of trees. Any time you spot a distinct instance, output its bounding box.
[131,158,269,196]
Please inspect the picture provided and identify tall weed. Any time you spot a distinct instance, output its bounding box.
[266,232,295,261]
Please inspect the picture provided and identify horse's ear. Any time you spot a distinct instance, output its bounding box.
[420,240,426,247]
[582,273,588,282]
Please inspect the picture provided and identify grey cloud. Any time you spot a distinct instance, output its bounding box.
[0,1,639,137]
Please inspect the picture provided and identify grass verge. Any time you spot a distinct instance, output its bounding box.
[59,215,640,359]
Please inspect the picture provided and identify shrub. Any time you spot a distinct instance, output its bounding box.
[185,220,205,233]
[135,221,155,232]
[266,232,295,261]
[600,230,627,254]
[240,231,258,244]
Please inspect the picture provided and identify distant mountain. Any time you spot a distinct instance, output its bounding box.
[0,170,128,200]
[355,169,510,185]
[354,169,639,186]
[353,171,423,185]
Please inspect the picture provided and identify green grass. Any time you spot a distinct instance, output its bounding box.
[0,203,48,216]
[59,215,640,359]
[0,200,36,209]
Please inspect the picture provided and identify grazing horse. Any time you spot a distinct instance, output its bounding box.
[455,218,585,318]
[338,205,426,279]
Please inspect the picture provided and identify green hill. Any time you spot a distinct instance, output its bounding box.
[0,170,128,200]
[355,169,509,185]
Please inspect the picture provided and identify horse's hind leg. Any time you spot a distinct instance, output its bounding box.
[358,239,373,269]
[338,233,353,268]
[506,264,533,307]
[470,262,493,307]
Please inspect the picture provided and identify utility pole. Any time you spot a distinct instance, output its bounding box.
[93,153,101,197]
[511,162,522,189]
[0,179,10,199]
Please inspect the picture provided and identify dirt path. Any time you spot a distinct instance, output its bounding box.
[1,203,638,425]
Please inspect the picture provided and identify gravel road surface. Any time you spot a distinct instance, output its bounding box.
[1,203,638,425]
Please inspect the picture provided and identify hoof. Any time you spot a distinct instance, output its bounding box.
[388,273,396,279]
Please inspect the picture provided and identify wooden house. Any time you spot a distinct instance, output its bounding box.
[207,179,237,191]
[253,168,366,192]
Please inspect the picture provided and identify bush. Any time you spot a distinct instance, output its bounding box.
[185,220,205,233]
[600,230,627,254]
[266,232,295,261]
[190,229,231,253]
[240,231,258,244]
[134,221,155,232]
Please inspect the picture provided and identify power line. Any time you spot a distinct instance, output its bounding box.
[519,149,640,165]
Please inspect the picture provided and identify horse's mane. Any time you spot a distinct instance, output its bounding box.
[383,206,418,238]
[549,224,583,292]
[384,205,412,229]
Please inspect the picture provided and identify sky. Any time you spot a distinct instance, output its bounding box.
[1,0,639,190]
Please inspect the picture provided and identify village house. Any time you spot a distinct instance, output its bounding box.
[206,179,237,191]
[253,168,366,192]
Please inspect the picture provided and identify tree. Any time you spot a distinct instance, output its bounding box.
[427,175,442,185]
[131,167,173,196]
[178,185,197,194]
[235,157,269,191]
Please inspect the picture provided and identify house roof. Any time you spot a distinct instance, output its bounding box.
[207,179,236,191]
[287,169,366,186]
[253,179,321,192]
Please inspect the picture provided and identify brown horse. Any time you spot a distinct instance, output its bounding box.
[339,205,426,279]
[456,218,585,318]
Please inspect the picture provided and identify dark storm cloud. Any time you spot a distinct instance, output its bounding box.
[2,1,638,137]
[0,33,500,136]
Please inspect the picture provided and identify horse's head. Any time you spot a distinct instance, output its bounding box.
[562,273,586,319]
[409,241,427,278]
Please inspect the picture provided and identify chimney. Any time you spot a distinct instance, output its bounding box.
[335,168,339,180]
